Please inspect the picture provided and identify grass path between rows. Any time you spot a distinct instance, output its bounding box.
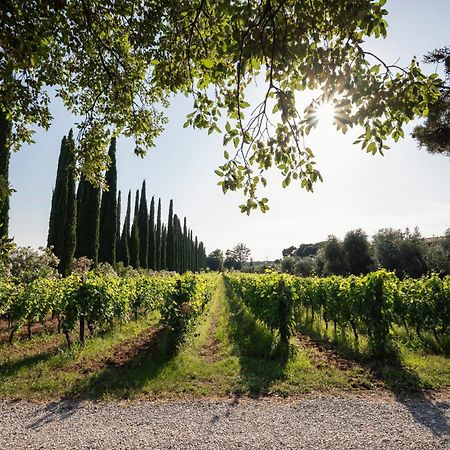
[0,274,448,401]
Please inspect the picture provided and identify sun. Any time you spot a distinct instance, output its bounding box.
[314,100,336,128]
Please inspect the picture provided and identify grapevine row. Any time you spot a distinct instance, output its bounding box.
[225,270,450,356]
[0,272,215,347]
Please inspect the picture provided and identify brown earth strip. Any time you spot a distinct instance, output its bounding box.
[65,326,167,374]
[200,298,221,364]
[0,318,59,345]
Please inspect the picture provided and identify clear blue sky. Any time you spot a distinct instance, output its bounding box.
[10,0,450,261]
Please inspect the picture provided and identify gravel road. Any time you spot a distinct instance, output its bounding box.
[1,396,449,449]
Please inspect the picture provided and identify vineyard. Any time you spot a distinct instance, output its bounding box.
[0,271,214,348]
[226,271,450,357]
[0,270,449,399]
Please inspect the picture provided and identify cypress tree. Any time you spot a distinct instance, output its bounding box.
[148,196,155,269]
[0,111,11,239]
[119,190,131,266]
[48,136,68,249]
[177,216,182,272]
[48,131,77,275]
[199,242,206,270]
[155,198,162,270]
[176,216,182,273]
[48,130,77,276]
[182,217,188,273]
[75,176,100,263]
[173,214,179,273]
[138,180,148,268]
[98,138,118,265]
[134,189,139,217]
[166,200,174,271]
[189,230,194,271]
[76,180,84,217]
[63,133,77,277]
[194,236,199,272]
[161,224,167,270]
[186,229,190,271]
[116,190,121,262]
[129,190,140,268]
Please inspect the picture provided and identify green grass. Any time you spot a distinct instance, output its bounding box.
[0,312,160,400]
[0,274,448,400]
[294,308,450,392]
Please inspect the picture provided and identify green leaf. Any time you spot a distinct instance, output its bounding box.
[251,59,261,70]
[367,142,377,154]
[201,58,214,69]
[370,65,381,73]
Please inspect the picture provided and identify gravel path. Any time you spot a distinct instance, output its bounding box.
[1,396,449,449]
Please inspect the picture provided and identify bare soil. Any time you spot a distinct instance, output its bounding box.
[64,326,167,374]
[200,301,221,363]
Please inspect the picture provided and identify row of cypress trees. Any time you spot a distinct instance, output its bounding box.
[47,131,207,275]
[116,183,207,272]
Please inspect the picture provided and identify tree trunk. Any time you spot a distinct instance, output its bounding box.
[277,279,289,345]
[433,327,444,351]
[65,331,71,348]
[79,314,85,344]
[350,319,359,342]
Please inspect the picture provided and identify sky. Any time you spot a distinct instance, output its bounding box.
[9,0,450,261]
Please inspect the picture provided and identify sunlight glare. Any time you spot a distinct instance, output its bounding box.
[314,101,336,128]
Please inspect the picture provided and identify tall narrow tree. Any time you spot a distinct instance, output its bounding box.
[155,198,162,270]
[119,190,131,266]
[161,224,167,270]
[98,138,117,265]
[148,196,155,269]
[62,138,77,277]
[198,241,206,269]
[176,216,182,272]
[173,213,179,272]
[189,230,195,272]
[166,199,174,271]
[182,217,188,273]
[0,111,11,239]
[194,236,199,272]
[177,216,182,272]
[75,176,100,263]
[129,190,140,268]
[48,130,77,276]
[48,135,68,249]
[116,190,121,261]
[138,180,148,268]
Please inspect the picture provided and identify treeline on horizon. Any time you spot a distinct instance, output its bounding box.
[281,227,450,279]
[47,130,207,276]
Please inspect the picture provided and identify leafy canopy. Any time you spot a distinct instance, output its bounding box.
[225,243,252,269]
[412,47,450,156]
[0,1,441,209]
